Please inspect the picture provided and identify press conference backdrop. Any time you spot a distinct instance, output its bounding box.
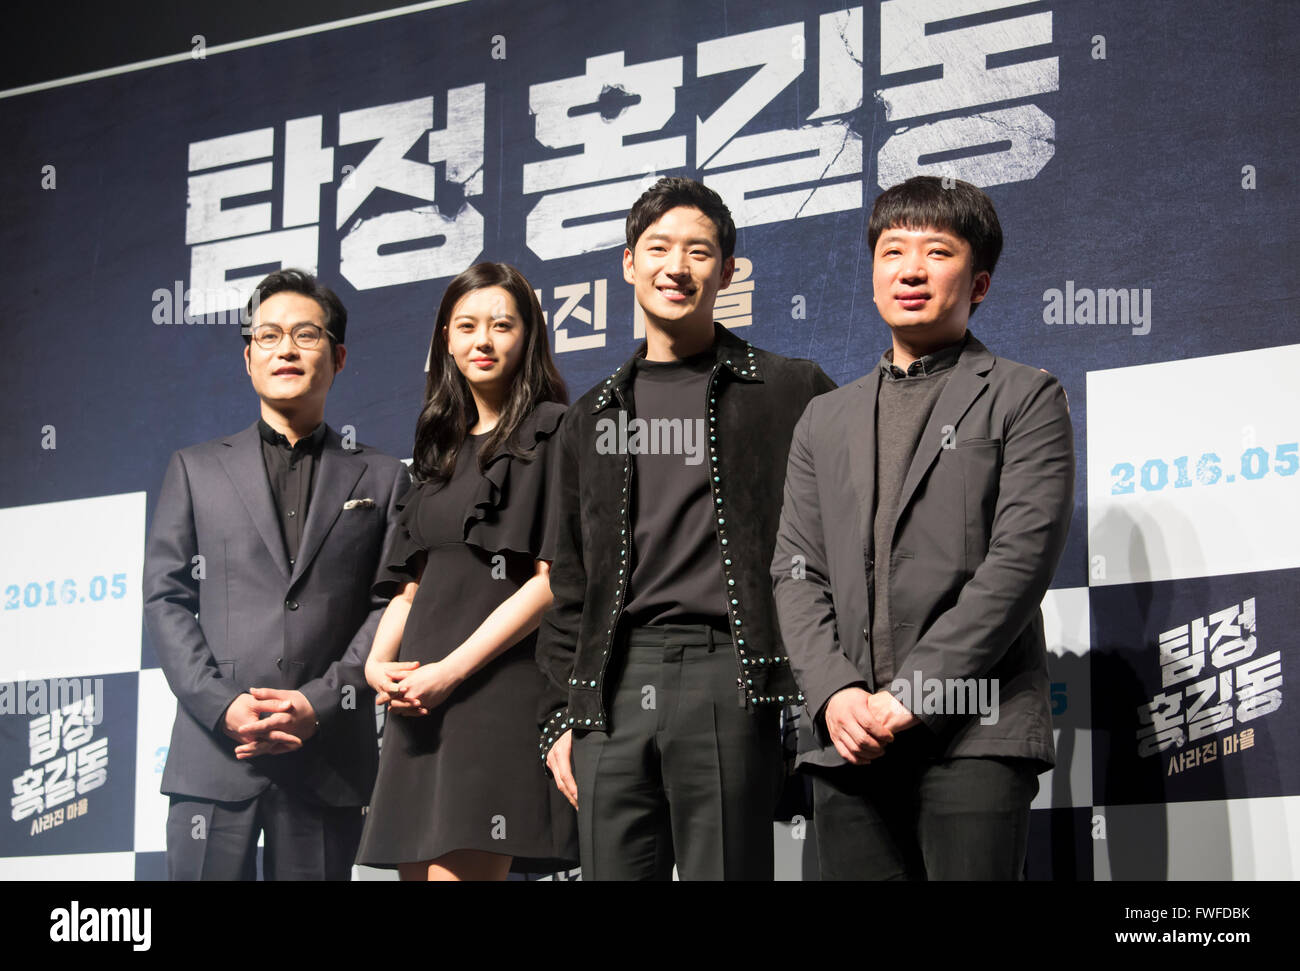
[1,0,1296,880]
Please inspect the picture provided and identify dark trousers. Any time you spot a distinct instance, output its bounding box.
[571,625,782,880]
[166,784,364,881]
[809,732,1039,880]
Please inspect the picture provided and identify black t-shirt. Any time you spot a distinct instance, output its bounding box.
[622,353,729,629]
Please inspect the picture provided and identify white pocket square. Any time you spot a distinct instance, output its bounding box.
[343,498,376,510]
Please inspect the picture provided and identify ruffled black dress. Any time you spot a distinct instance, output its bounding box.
[355,402,577,871]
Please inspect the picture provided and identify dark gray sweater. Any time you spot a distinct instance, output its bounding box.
[870,337,965,687]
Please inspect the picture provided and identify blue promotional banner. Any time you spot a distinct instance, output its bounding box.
[1092,567,1298,807]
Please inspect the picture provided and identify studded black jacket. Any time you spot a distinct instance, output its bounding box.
[536,323,836,763]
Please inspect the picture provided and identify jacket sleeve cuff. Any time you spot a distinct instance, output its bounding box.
[209,688,246,736]
[298,679,338,736]
[804,663,873,742]
[538,707,571,775]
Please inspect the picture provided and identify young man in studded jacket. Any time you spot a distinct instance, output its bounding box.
[535,177,835,880]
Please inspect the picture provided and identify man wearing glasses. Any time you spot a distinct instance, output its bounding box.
[143,269,408,879]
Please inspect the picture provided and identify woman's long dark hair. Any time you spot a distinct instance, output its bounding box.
[411,263,567,483]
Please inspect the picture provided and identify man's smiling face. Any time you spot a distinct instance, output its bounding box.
[244,291,342,411]
[872,225,990,343]
[623,205,735,336]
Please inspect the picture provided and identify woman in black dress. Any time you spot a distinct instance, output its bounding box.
[356,262,576,880]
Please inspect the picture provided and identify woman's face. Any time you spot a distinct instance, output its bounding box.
[445,285,526,400]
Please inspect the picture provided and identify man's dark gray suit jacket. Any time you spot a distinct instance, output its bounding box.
[772,333,1074,770]
[143,422,408,806]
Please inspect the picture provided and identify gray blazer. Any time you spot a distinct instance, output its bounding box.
[143,422,408,805]
[771,334,1074,770]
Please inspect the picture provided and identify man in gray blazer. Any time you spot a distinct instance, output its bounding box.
[143,269,407,880]
[772,177,1074,879]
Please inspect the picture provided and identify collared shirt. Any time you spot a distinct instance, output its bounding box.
[878,332,968,380]
[257,419,327,565]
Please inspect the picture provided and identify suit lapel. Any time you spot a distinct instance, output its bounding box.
[290,429,365,587]
[219,424,291,581]
[846,371,881,564]
[891,339,994,541]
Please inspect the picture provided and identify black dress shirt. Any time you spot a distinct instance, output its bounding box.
[257,418,327,565]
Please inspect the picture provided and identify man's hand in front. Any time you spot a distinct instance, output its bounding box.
[223,692,287,744]
[232,687,319,759]
[823,686,894,765]
[546,729,578,810]
[867,688,920,735]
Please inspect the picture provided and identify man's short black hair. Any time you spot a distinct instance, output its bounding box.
[868,176,1004,279]
[626,176,736,261]
[243,268,348,346]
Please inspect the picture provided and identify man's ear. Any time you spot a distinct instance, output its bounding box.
[719,256,736,291]
[969,270,992,306]
[244,343,252,376]
[622,247,635,286]
[333,343,348,375]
